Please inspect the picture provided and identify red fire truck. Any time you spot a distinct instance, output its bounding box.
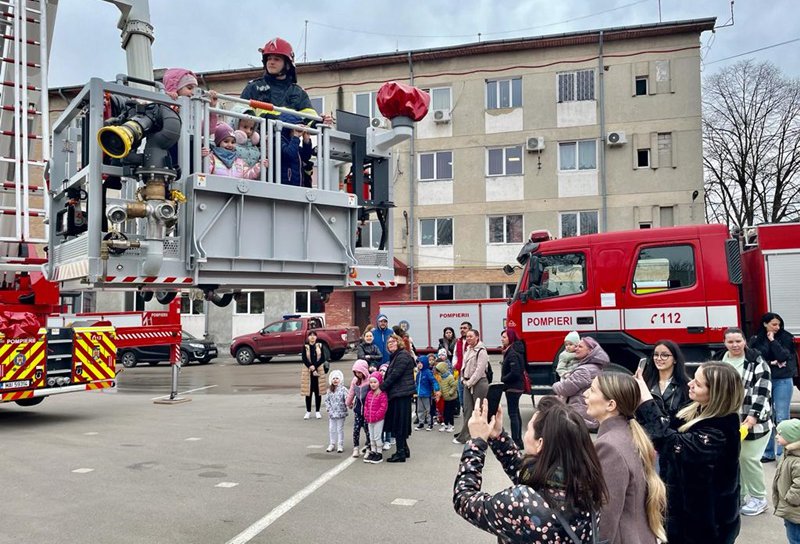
[505,223,800,388]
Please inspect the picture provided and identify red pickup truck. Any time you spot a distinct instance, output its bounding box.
[229,315,360,365]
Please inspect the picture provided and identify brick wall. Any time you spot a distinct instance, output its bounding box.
[324,290,353,327]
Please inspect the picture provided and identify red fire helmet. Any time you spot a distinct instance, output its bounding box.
[259,37,295,63]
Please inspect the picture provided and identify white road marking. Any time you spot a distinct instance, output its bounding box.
[185,437,203,441]
[215,482,239,488]
[150,384,218,400]
[83,432,99,436]
[450,453,461,458]
[72,468,94,474]
[225,457,356,544]
[391,498,418,506]
[306,445,324,449]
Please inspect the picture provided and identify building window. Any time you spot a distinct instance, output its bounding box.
[637,148,651,168]
[560,211,599,238]
[124,292,145,312]
[234,291,265,315]
[180,293,204,315]
[422,87,452,111]
[60,292,94,313]
[639,222,652,229]
[420,284,454,301]
[558,140,597,171]
[354,91,380,119]
[658,132,672,166]
[419,150,453,181]
[310,96,324,115]
[527,253,586,300]
[487,146,523,176]
[660,206,675,227]
[420,217,453,246]
[488,214,523,244]
[632,244,695,295]
[358,220,383,249]
[488,284,516,299]
[558,69,595,102]
[294,290,325,314]
[486,78,522,109]
[635,76,648,96]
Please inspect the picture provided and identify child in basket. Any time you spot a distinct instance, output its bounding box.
[346,359,371,458]
[555,330,581,378]
[202,123,265,180]
[324,370,348,453]
[363,371,389,464]
[229,105,262,167]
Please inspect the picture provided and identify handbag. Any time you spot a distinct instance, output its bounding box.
[521,365,532,394]
[552,509,606,544]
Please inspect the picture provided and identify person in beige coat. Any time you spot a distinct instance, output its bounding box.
[773,419,800,543]
[454,329,489,444]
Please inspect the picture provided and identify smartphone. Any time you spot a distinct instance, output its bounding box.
[486,383,507,419]
[637,357,648,372]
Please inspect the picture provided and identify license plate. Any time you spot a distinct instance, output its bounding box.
[208,349,217,355]
[2,380,31,389]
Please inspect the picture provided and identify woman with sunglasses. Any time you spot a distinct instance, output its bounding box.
[642,340,690,422]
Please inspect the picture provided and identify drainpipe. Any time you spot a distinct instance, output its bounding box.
[407,52,416,300]
[598,31,608,232]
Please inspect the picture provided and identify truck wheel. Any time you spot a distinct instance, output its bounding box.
[15,397,45,407]
[236,347,255,365]
[180,350,189,366]
[120,351,138,368]
[258,356,273,363]
[330,350,345,362]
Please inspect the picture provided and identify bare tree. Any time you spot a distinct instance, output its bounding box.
[703,60,800,227]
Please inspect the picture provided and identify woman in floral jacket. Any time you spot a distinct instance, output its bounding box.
[453,399,606,543]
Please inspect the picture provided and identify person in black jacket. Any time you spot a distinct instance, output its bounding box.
[500,329,526,448]
[642,339,690,423]
[356,329,382,372]
[635,362,744,544]
[749,312,797,462]
[381,334,416,463]
[301,330,327,420]
[438,326,456,360]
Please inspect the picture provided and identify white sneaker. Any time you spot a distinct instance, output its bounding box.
[352,447,360,458]
[439,425,447,432]
[447,425,455,432]
[315,412,322,419]
[741,497,768,516]
[382,442,391,451]
[337,445,344,453]
[303,412,311,420]
[325,444,334,452]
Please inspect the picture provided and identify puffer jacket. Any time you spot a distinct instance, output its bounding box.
[552,345,609,430]
[346,359,371,414]
[208,153,261,179]
[773,440,800,524]
[357,341,382,370]
[415,364,438,398]
[364,388,389,423]
[436,362,458,401]
[381,348,416,399]
[501,340,526,392]
[324,385,348,419]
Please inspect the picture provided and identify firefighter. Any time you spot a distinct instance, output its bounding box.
[240,37,332,124]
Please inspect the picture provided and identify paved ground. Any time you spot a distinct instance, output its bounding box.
[0,354,785,543]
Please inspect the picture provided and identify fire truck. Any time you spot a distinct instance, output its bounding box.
[505,223,800,388]
[2,0,422,403]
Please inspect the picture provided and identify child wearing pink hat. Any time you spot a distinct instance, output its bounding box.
[363,371,388,464]
[201,123,264,179]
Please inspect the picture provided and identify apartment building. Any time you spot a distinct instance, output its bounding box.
[48,17,714,343]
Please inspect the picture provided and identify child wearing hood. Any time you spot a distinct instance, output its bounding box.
[555,330,581,378]
[202,123,265,179]
[773,419,800,543]
[278,112,313,186]
[346,359,371,458]
[363,371,389,464]
[415,356,439,431]
[324,369,348,453]
[434,362,458,432]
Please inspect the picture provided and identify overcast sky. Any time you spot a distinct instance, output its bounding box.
[49,0,800,88]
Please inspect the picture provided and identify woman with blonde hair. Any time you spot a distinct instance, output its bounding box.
[585,372,666,543]
[634,362,744,544]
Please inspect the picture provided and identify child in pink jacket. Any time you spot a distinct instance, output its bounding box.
[346,359,371,458]
[363,371,389,464]
[202,123,264,179]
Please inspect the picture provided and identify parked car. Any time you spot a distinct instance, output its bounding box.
[116,331,218,368]
[229,315,360,365]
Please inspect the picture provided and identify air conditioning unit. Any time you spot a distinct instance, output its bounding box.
[525,136,545,152]
[370,117,389,129]
[432,109,451,124]
[607,131,627,146]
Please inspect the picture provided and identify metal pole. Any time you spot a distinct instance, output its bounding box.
[598,31,608,233]
[407,52,416,300]
[12,1,22,241]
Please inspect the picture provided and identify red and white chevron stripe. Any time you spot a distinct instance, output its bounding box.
[348,280,397,287]
[103,276,193,284]
[116,331,176,341]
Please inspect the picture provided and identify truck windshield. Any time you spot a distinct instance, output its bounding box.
[527,253,586,300]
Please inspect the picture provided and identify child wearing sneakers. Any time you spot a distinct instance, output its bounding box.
[773,419,800,543]
[346,359,371,458]
[555,330,581,378]
[378,363,392,449]
[415,356,438,431]
[324,370,348,453]
[363,371,388,464]
[435,361,458,432]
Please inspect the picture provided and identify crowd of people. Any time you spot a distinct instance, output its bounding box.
[299,310,797,542]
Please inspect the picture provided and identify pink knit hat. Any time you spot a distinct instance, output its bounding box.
[214,123,235,146]
[162,68,198,94]
[369,370,383,385]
